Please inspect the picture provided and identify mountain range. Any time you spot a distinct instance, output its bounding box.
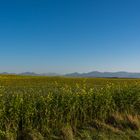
[1,71,140,78]
[0,72,60,76]
[65,71,140,78]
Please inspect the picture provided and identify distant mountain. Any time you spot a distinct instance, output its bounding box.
[1,71,140,78]
[19,72,60,76]
[19,72,40,76]
[65,71,140,78]
[0,72,16,75]
[65,72,82,77]
[0,72,60,76]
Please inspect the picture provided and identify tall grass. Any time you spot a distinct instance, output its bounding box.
[0,75,140,139]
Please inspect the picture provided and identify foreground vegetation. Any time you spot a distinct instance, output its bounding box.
[0,75,140,140]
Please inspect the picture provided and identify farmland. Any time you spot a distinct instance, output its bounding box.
[0,75,140,140]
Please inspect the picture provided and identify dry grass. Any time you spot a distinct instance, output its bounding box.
[106,113,140,131]
[62,124,74,140]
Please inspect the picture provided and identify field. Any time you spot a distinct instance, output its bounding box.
[0,75,140,140]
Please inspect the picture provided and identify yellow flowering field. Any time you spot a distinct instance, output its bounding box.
[0,75,140,139]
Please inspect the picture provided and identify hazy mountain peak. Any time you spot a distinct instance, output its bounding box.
[1,71,140,78]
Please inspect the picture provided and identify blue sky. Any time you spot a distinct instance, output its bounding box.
[0,0,140,74]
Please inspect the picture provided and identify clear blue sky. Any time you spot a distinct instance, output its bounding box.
[0,0,140,74]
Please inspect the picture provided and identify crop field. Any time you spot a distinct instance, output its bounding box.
[0,75,140,140]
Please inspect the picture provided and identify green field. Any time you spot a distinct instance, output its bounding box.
[0,75,140,140]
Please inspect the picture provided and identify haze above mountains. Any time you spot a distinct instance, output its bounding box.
[1,71,140,78]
